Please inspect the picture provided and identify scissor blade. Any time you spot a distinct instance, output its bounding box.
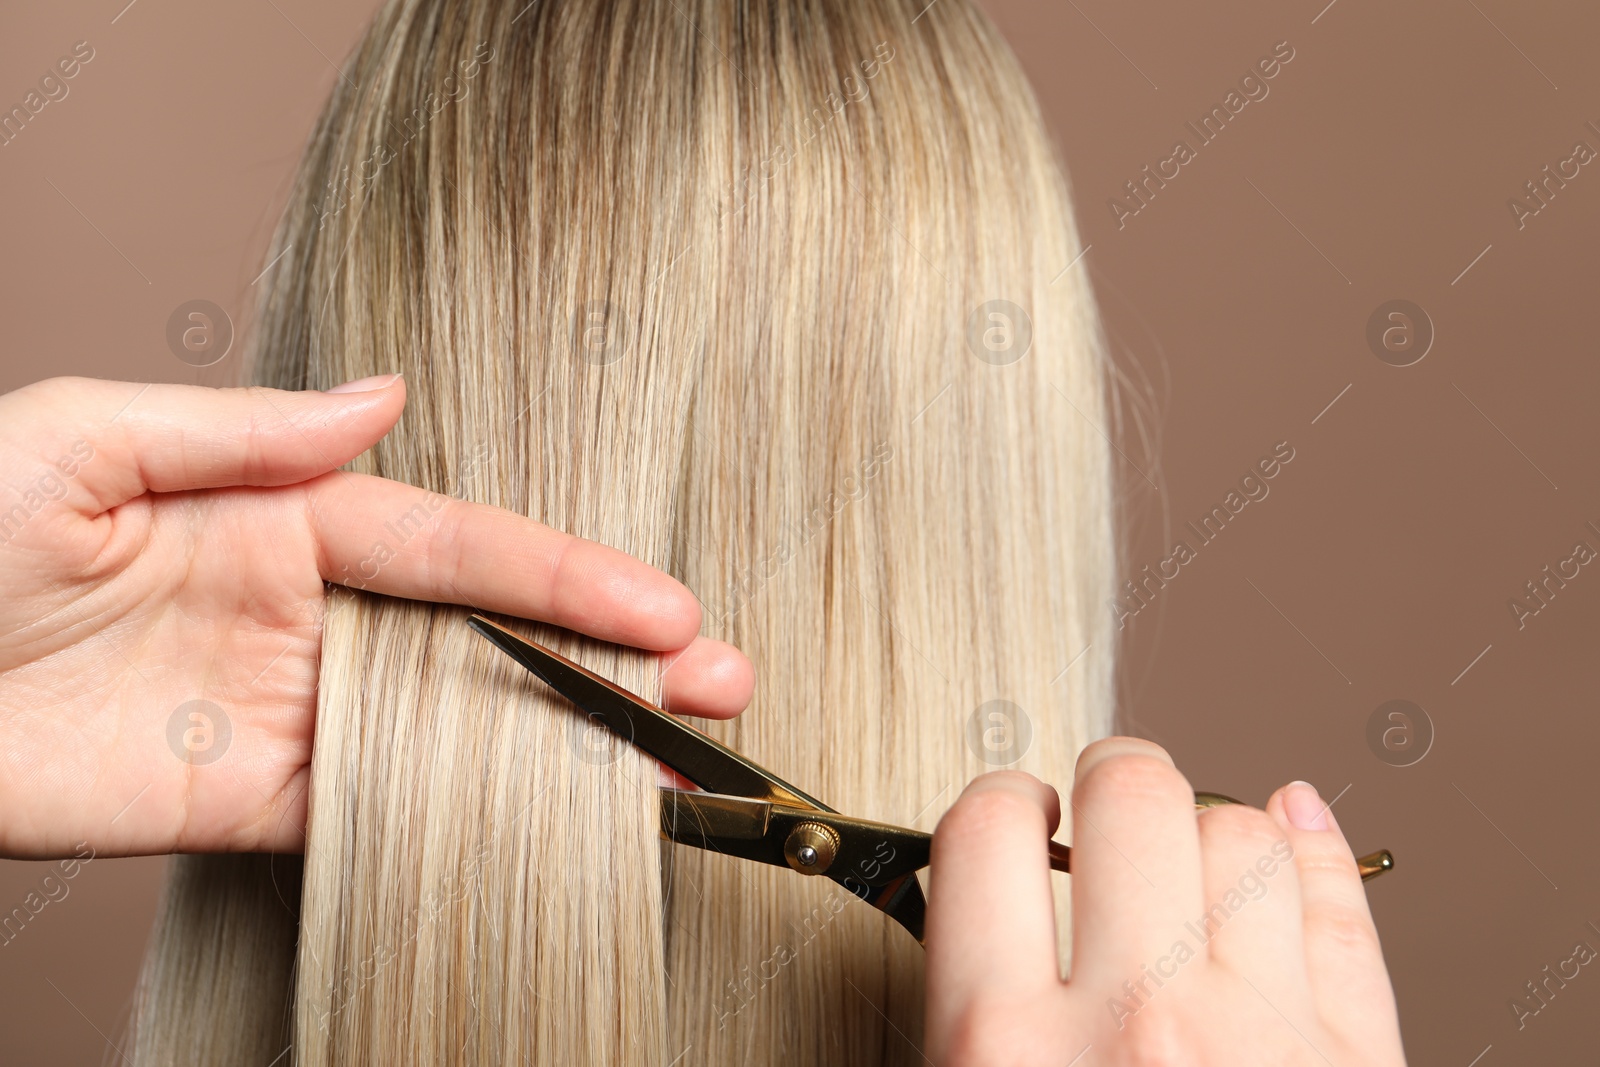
[467,615,826,810]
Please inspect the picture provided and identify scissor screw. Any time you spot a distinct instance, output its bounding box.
[784,822,840,875]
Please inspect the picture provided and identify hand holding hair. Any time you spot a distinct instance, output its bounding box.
[0,374,753,861]
[925,738,1407,1065]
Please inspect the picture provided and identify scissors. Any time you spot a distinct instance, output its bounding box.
[468,614,1395,946]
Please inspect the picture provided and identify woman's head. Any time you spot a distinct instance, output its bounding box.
[133,2,1115,1062]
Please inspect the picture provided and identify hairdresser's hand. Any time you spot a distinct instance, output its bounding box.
[925,738,1406,1066]
[0,376,753,860]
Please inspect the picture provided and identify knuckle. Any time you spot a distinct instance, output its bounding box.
[1115,1013,1189,1066]
[1292,840,1361,881]
[938,785,1043,848]
[28,375,89,401]
[6,376,86,427]
[1305,905,1383,957]
[432,498,471,582]
[941,993,1052,1067]
[239,408,273,483]
[1199,804,1284,853]
[1078,753,1189,810]
[941,1001,1008,1065]
[543,530,577,601]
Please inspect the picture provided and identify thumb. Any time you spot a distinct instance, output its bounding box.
[4,374,406,512]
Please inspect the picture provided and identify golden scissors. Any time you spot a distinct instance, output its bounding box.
[468,614,1393,945]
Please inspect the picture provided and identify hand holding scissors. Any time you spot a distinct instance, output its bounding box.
[470,615,1391,947]
[925,747,1407,1065]
[471,616,1404,1064]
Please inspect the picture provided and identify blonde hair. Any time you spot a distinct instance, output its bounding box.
[130,1,1115,1063]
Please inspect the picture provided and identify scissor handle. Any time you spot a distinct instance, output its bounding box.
[1043,791,1394,883]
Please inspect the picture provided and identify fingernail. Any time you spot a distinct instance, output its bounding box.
[1284,781,1331,831]
[324,373,402,394]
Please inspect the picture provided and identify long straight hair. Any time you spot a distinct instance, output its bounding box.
[130,1,1115,1062]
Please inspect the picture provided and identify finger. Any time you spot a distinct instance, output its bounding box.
[305,470,708,652]
[658,637,754,719]
[1068,737,1206,992]
[1266,782,1402,1043]
[1194,802,1308,996]
[926,771,1063,1031]
[14,375,408,512]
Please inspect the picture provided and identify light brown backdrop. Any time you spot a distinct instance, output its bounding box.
[2,1,1596,1064]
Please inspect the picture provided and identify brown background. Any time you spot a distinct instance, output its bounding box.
[2,1,1596,1063]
